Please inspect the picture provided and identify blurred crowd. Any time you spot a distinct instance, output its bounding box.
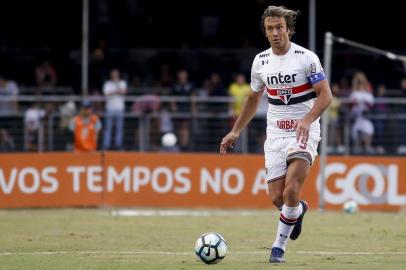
[1,60,406,155]
[327,71,406,155]
[0,62,264,153]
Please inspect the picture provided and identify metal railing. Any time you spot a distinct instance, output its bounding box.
[0,94,405,155]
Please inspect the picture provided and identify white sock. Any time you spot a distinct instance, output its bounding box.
[272,203,303,251]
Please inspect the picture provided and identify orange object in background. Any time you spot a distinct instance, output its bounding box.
[72,114,101,152]
[0,152,102,208]
[0,152,405,210]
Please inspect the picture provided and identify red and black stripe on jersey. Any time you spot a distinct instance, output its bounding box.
[266,82,316,106]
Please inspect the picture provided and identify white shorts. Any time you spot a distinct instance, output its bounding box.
[264,136,320,183]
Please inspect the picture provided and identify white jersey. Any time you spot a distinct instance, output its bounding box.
[103,80,127,112]
[250,42,326,138]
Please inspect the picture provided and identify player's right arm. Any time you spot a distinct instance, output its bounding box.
[220,89,263,154]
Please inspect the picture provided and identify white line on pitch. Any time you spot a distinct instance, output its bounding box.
[109,209,269,217]
[1,251,405,256]
[296,251,406,255]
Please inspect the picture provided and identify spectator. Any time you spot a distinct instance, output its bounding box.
[159,105,179,153]
[204,72,228,151]
[374,84,388,116]
[35,61,57,90]
[209,72,227,97]
[0,76,19,115]
[374,84,390,153]
[24,103,46,151]
[0,128,15,152]
[102,69,127,150]
[59,100,77,128]
[350,71,374,153]
[171,69,195,111]
[159,103,174,135]
[327,83,344,153]
[194,79,211,113]
[58,99,77,150]
[130,87,161,150]
[352,71,373,92]
[208,72,228,114]
[228,73,250,117]
[131,93,160,115]
[228,73,250,152]
[170,69,196,150]
[69,100,102,152]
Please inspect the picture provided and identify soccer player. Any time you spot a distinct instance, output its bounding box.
[220,6,332,263]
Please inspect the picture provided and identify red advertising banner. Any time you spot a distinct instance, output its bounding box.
[1,152,405,210]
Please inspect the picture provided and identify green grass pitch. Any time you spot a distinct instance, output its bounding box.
[0,208,405,270]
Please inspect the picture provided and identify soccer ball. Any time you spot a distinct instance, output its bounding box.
[195,232,227,264]
[343,200,359,213]
[161,133,177,147]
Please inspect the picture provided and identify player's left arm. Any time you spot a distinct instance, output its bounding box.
[296,81,332,144]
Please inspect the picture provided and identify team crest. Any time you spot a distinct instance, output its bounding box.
[277,89,293,104]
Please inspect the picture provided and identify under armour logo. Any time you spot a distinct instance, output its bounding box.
[262,60,268,65]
